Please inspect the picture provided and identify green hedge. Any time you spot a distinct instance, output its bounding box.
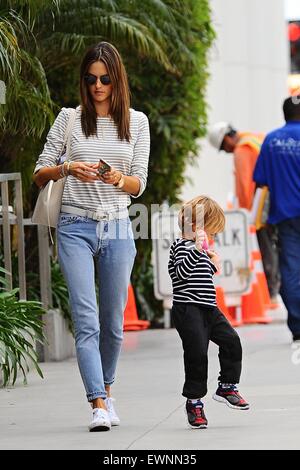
[124,1,215,321]
[0,1,214,323]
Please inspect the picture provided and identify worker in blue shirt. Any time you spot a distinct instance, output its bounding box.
[254,96,300,343]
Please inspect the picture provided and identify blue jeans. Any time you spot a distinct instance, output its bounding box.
[57,212,137,401]
[278,216,300,337]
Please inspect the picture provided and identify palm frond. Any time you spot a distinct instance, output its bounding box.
[46,9,175,72]
[0,13,23,77]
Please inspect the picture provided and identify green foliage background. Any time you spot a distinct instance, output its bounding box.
[0,0,215,323]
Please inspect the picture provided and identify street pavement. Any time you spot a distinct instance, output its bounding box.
[0,305,299,450]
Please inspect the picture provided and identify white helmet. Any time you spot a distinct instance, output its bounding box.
[208,122,233,150]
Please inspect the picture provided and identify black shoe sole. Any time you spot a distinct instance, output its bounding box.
[188,423,208,429]
[89,425,111,432]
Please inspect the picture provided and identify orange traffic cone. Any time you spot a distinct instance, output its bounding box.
[216,286,242,327]
[123,284,150,331]
[249,225,273,310]
[241,226,272,324]
[254,259,273,309]
[241,280,272,324]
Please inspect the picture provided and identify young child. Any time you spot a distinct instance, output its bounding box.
[168,195,249,429]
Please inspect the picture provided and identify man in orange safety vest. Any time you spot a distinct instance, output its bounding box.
[208,122,279,306]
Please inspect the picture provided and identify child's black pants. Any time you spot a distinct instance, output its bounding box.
[171,302,242,399]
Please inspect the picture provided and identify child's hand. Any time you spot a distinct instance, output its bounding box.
[195,229,209,252]
[207,249,221,271]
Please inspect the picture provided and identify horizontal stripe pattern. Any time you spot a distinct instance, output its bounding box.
[34,106,150,212]
[168,238,217,307]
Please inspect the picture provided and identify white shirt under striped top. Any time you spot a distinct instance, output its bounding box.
[33,106,150,213]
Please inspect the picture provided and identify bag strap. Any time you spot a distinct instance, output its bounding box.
[48,108,77,244]
[56,108,77,164]
[47,179,55,244]
[64,108,77,161]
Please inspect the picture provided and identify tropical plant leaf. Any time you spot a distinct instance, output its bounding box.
[0,278,46,386]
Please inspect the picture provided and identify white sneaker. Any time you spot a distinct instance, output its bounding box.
[105,397,120,426]
[89,408,111,432]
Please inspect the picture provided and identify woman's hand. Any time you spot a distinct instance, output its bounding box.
[99,167,122,186]
[206,249,221,271]
[69,162,99,182]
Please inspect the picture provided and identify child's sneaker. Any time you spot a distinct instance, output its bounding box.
[185,399,208,428]
[213,383,249,410]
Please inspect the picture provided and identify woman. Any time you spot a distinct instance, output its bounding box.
[33,42,150,432]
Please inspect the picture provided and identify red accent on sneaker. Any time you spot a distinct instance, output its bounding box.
[215,388,249,408]
[186,401,208,427]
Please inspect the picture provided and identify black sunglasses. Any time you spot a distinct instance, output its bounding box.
[84,73,111,86]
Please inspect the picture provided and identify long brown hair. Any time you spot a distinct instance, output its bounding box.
[79,42,131,141]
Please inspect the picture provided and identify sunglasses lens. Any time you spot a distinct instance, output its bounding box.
[85,74,97,85]
[100,75,111,85]
[85,74,111,86]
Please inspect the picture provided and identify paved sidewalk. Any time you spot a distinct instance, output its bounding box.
[0,308,300,450]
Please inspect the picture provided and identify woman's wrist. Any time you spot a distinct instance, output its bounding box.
[59,164,65,178]
[66,161,73,176]
[113,172,125,188]
[65,162,69,176]
[59,161,73,179]
[117,175,125,189]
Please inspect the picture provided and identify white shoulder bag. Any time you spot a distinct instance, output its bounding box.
[31,108,77,237]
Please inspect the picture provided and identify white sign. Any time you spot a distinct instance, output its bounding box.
[151,209,251,300]
[214,210,251,295]
[151,211,181,299]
